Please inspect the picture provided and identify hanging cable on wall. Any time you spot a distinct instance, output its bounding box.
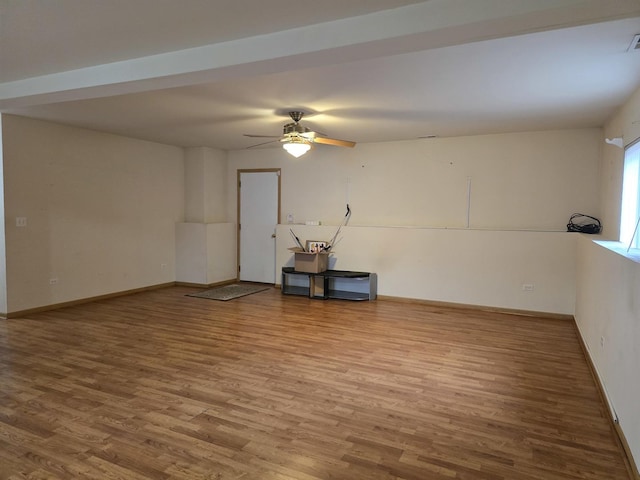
[324,204,352,251]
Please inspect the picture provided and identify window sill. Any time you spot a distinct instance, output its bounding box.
[594,240,640,264]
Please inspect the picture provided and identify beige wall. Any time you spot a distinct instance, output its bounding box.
[276,224,577,314]
[2,115,185,313]
[1,117,603,315]
[184,146,228,223]
[0,115,6,314]
[576,238,640,468]
[228,128,601,314]
[229,129,601,230]
[575,84,640,469]
[178,146,236,285]
[600,86,640,240]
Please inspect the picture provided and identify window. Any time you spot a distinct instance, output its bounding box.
[620,139,640,249]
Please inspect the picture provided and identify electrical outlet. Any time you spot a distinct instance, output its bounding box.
[522,284,534,292]
[161,263,167,269]
[600,336,605,349]
[49,278,58,285]
[16,217,27,227]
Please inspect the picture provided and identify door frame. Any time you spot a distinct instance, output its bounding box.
[236,168,282,282]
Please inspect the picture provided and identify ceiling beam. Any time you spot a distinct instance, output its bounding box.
[1,0,639,110]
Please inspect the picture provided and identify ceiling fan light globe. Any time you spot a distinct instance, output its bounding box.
[283,141,311,158]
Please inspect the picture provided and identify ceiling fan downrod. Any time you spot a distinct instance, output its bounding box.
[288,111,304,123]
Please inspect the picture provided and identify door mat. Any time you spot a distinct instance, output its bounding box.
[186,284,270,301]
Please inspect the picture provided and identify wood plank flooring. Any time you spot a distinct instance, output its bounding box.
[0,286,632,479]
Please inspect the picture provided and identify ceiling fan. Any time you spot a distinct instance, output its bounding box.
[244,111,356,158]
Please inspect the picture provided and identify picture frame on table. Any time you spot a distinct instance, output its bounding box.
[305,240,328,253]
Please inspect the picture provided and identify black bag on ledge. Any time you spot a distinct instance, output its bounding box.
[567,213,602,234]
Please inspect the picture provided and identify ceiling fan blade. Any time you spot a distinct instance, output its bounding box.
[244,134,280,138]
[247,139,280,149]
[313,137,356,148]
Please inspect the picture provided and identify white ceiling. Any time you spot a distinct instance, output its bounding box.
[2,0,640,151]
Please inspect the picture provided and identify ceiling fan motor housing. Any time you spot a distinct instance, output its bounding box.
[283,123,312,136]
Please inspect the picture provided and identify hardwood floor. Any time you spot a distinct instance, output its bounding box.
[0,286,632,480]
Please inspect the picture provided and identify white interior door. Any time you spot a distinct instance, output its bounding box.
[239,170,280,283]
